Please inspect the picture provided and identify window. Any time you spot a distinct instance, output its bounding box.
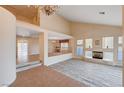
[85,39,93,48]
[61,43,69,50]
[103,52,113,61]
[118,47,123,62]
[76,40,83,56]
[76,46,83,56]
[85,51,92,58]
[77,40,83,45]
[118,36,123,44]
[118,36,123,63]
[102,37,113,49]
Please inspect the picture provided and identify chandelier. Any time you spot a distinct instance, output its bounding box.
[27,5,59,25]
[28,5,59,16]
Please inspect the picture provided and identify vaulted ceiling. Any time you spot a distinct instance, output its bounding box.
[57,5,122,26]
[1,5,122,26]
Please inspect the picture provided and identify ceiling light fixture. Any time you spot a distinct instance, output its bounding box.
[99,12,105,15]
[28,5,59,16]
[27,5,59,25]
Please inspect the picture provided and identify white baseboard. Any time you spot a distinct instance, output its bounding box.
[16,62,42,72]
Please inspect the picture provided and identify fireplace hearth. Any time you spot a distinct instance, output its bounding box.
[93,51,103,59]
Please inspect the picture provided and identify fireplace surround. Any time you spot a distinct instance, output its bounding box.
[93,51,103,59]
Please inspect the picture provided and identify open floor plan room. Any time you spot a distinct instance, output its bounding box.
[0,5,123,87]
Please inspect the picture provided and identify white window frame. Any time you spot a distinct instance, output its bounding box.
[117,36,123,63]
[102,37,113,49]
[76,39,83,56]
[85,38,93,49]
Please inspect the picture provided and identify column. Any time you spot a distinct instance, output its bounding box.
[39,32,48,65]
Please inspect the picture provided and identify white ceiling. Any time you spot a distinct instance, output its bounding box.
[57,5,122,26]
[16,27,72,40]
[16,27,39,37]
[48,31,72,40]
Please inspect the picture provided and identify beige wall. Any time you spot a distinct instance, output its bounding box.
[40,14,71,35]
[70,22,122,64]
[122,6,124,87]
[16,15,36,25]
[71,22,122,38]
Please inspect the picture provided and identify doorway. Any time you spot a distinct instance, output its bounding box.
[16,27,41,70]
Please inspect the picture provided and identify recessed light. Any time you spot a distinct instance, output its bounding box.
[99,12,105,15]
